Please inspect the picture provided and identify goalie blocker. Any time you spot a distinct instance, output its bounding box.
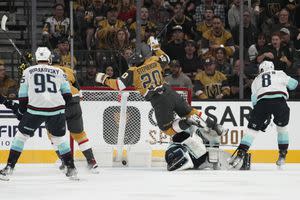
[165,131,251,171]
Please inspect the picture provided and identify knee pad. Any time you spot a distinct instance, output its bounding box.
[182,133,207,159]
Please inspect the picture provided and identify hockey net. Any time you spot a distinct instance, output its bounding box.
[72,86,192,166]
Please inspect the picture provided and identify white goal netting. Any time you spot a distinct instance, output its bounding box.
[72,87,191,166]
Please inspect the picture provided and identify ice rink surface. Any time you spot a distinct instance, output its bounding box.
[0,163,299,200]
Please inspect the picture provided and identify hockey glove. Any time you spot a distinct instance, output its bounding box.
[95,73,109,85]
[147,36,160,51]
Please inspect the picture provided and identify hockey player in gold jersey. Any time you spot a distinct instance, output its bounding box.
[95,36,227,145]
[51,58,99,173]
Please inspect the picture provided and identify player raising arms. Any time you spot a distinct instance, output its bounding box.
[95,36,227,159]
[230,61,298,169]
[0,47,78,181]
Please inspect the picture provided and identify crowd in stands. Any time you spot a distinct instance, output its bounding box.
[1,0,300,100]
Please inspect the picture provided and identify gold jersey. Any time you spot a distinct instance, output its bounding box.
[194,70,230,99]
[105,49,169,98]
[53,64,80,96]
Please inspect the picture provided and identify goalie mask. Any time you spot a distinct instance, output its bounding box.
[35,47,52,64]
[165,143,194,171]
[259,61,274,73]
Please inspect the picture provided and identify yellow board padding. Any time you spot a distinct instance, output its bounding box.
[0,150,59,163]
[1,150,300,163]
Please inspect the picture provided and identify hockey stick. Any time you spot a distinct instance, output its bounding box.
[1,15,30,66]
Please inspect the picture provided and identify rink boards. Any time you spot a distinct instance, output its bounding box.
[1,101,300,163]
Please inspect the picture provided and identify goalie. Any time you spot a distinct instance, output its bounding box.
[95,36,227,141]
[165,127,251,171]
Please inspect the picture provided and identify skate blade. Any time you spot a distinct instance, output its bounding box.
[0,175,9,181]
[68,175,80,181]
[90,168,100,174]
[276,163,285,170]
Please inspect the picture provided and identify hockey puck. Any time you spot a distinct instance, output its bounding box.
[122,160,127,166]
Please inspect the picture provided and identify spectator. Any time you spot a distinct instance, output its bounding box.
[148,0,171,31]
[194,58,230,99]
[293,37,300,66]
[201,16,235,59]
[257,32,293,73]
[178,39,202,79]
[78,65,100,86]
[280,28,296,60]
[42,3,70,49]
[53,37,77,68]
[294,3,300,30]
[248,33,267,63]
[257,0,286,36]
[228,0,257,30]
[162,25,186,60]
[117,0,136,25]
[165,59,193,91]
[0,60,18,99]
[95,6,126,49]
[121,47,133,63]
[194,0,225,24]
[214,46,233,76]
[227,59,253,99]
[129,7,156,40]
[195,6,214,40]
[104,65,116,78]
[112,28,131,53]
[184,0,196,21]
[166,2,196,40]
[271,8,300,41]
[83,0,108,50]
[231,9,258,50]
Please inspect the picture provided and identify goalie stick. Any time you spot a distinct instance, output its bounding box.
[1,15,30,66]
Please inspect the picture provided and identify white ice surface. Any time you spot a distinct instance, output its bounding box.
[0,163,299,200]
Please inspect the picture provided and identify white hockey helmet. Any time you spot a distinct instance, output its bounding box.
[259,61,274,73]
[35,47,52,64]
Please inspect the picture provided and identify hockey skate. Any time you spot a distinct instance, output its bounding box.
[229,149,246,168]
[276,150,287,169]
[87,159,99,174]
[59,161,66,172]
[0,165,14,181]
[66,166,79,181]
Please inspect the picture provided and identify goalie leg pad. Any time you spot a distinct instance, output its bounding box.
[182,133,207,159]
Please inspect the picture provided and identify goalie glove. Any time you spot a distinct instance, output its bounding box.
[95,72,109,85]
[147,36,160,51]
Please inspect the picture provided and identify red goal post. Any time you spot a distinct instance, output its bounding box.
[71,86,192,166]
